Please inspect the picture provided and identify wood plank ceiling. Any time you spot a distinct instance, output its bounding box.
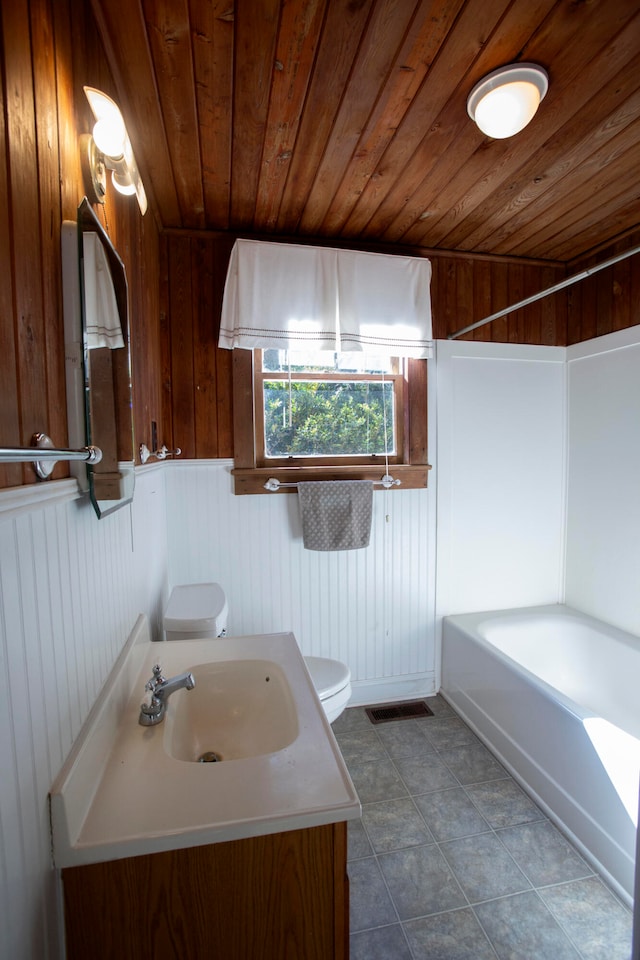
[91,0,640,263]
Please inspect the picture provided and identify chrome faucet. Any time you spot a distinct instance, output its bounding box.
[138,663,195,726]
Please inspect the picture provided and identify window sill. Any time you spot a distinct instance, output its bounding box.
[231,463,431,495]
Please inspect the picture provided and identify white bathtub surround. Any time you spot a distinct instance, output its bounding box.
[165,461,436,706]
[442,604,640,906]
[435,339,567,619]
[565,326,640,636]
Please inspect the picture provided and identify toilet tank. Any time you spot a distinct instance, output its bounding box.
[164,583,229,640]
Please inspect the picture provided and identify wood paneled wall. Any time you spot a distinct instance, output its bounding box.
[0,0,162,491]
[430,256,567,344]
[566,230,640,344]
[160,234,235,460]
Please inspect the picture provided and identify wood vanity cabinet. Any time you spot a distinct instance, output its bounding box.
[62,821,349,960]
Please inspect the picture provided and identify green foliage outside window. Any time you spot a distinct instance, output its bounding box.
[263,380,394,457]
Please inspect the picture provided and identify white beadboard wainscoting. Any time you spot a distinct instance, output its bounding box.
[0,467,168,960]
[165,462,437,706]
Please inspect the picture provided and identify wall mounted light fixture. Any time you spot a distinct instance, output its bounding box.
[80,86,147,214]
[467,63,549,139]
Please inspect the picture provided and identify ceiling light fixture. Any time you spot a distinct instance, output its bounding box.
[80,86,147,215]
[467,63,549,139]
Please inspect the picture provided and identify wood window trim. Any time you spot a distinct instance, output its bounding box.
[255,353,406,468]
[231,349,431,495]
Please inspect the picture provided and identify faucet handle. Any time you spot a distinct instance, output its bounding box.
[145,663,165,694]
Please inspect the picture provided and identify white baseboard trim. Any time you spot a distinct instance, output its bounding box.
[348,673,436,707]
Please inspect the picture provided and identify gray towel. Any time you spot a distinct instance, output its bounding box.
[297,481,373,551]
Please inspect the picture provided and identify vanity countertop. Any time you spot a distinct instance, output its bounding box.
[49,616,360,868]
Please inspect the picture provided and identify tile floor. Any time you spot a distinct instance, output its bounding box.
[332,696,633,960]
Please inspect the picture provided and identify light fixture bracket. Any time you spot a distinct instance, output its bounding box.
[79,133,107,205]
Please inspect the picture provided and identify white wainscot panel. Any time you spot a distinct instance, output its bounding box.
[165,461,435,704]
[0,468,167,960]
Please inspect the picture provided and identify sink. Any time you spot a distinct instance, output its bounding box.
[163,659,299,762]
[49,623,360,868]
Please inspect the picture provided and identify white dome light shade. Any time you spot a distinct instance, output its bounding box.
[84,87,127,157]
[92,115,127,158]
[467,64,549,139]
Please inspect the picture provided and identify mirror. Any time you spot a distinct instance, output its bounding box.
[62,198,135,517]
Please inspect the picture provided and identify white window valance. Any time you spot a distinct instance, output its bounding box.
[218,239,433,358]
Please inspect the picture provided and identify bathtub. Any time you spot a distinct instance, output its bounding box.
[441,604,640,905]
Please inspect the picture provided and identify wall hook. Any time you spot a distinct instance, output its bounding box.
[139,443,182,464]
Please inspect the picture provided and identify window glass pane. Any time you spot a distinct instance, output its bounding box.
[262,349,398,375]
[263,379,395,457]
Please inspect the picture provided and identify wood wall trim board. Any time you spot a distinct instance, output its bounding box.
[231,464,431,496]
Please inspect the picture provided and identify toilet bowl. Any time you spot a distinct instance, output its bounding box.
[164,583,352,723]
[303,656,352,724]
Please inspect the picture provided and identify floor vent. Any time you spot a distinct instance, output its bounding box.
[365,700,434,724]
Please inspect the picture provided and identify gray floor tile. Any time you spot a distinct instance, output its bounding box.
[421,717,480,750]
[414,787,490,841]
[378,844,467,920]
[498,820,592,887]
[350,923,413,960]
[334,726,386,763]
[348,758,409,803]
[438,742,506,784]
[474,891,582,959]
[347,817,372,860]
[348,857,397,932]
[332,705,370,734]
[440,833,531,902]
[343,701,630,959]
[394,754,458,794]
[375,719,435,758]
[362,797,435,852]
[539,877,632,960]
[465,778,546,828]
[404,908,498,960]
[422,695,456,718]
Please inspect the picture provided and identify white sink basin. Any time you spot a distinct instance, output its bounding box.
[163,659,299,762]
[49,620,360,868]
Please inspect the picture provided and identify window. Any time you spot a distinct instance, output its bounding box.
[231,348,430,494]
[257,350,403,464]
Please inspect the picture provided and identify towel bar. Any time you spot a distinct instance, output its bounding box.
[264,475,400,492]
[0,433,103,480]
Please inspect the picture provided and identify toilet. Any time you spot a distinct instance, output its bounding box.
[163,583,352,723]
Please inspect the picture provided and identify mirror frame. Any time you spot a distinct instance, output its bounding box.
[73,198,135,517]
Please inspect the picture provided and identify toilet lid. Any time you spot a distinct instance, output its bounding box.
[164,583,227,631]
[305,656,350,700]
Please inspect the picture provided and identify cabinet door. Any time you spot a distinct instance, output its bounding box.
[63,823,349,960]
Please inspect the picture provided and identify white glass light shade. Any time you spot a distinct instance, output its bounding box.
[467,64,549,139]
[92,116,126,158]
[84,87,127,157]
[111,170,136,196]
